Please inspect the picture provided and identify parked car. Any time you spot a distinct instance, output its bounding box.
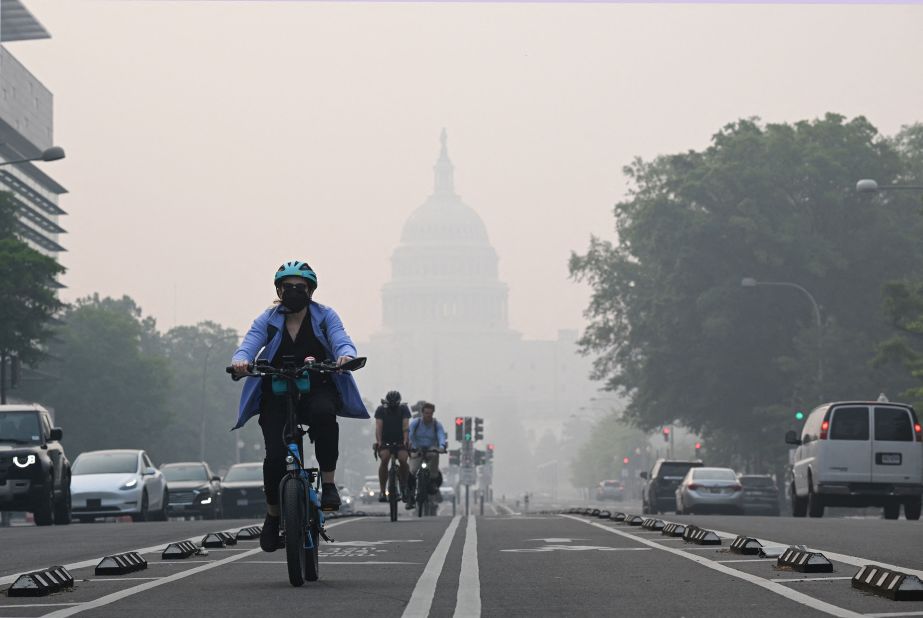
[738,474,780,516]
[160,462,223,519]
[595,480,625,502]
[0,404,71,526]
[339,485,355,514]
[439,485,456,504]
[787,400,923,520]
[71,449,168,522]
[221,463,265,519]
[641,459,704,514]
[675,467,743,515]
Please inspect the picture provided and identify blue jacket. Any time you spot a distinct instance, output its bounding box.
[409,418,447,450]
[231,303,369,429]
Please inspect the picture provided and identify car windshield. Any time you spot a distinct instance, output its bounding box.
[161,465,208,482]
[692,468,736,481]
[740,477,775,487]
[0,412,42,444]
[73,452,139,475]
[224,466,263,482]
[659,463,697,478]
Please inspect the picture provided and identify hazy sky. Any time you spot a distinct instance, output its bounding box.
[11,1,923,342]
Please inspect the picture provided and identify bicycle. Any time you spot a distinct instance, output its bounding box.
[228,355,366,586]
[374,442,405,522]
[410,447,446,518]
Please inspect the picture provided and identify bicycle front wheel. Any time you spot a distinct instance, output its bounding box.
[282,478,306,587]
[304,501,320,582]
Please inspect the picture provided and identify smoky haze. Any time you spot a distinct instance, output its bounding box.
[10,1,923,495]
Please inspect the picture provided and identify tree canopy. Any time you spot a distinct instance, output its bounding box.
[571,115,923,467]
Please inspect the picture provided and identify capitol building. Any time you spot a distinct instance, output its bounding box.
[355,132,602,492]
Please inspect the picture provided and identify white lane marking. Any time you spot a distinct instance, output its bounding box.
[717,558,778,563]
[776,577,854,583]
[402,515,461,618]
[237,561,422,565]
[495,504,517,516]
[865,612,923,617]
[700,527,923,580]
[85,577,161,582]
[0,522,261,586]
[0,604,81,608]
[454,516,480,618]
[39,519,359,618]
[502,545,651,553]
[564,515,862,618]
[489,504,498,516]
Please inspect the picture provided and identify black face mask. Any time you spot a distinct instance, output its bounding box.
[280,287,310,313]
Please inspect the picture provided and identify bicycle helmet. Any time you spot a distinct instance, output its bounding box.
[274,261,318,288]
[384,390,402,406]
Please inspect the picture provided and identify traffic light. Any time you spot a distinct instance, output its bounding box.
[474,417,484,441]
[486,443,495,462]
[795,410,805,421]
[475,449,485,465]
[448,449,460,466]
[455,417,464,441]
[463,417,473,441]
[662,426,671,443]
[694,442,702,455]
[622,456,630,465]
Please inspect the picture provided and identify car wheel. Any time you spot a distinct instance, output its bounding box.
[791,484,807,517]
[807,484,824,518]
[76,516,93,524]
[883,502,900,520]
[33,483,54,526]
[54,482,72,525]
[150,489,169,521]
[132,491,149,522]
[904,498,922,521]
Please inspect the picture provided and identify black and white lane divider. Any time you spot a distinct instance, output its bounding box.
[7,566,75,597]
[682,525,721,546]
[641,518,664,531]
[94,553,148,576]
[852,564,923,601]
[729,536,763,555]
[777,547,833,574]
[661,522,686,537]
[235,526,262,541]
[161,541,201,560]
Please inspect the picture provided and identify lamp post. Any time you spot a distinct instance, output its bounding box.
[200,334,239,462]
[856,179,923,195]
[0,146,65,167]
[741,277,824,399]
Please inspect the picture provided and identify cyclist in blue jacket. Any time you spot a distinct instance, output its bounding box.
[231,260,368,552]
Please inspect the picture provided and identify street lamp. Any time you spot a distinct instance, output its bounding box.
[856,179,923,194]
[0,146,65,167]
[741,277,824,399]
[200,333,239,462]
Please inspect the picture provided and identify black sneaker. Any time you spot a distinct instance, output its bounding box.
[260,514,281,552]
[321,483,341,511]
[378,492,388,503]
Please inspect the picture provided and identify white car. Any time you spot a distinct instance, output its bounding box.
[71,449,168,522]
[786,401,923,519]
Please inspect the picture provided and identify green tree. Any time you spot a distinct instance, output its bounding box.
[570,412,647,489]
[0,192,64,402]
[20,295,172,458]
[571,115,923,468]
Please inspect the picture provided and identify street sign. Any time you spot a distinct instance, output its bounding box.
[460,467,476,485]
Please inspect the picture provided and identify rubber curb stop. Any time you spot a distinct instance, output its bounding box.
[852,565,923,601]
[661,522,686,537]
[7,566,74,597]
[95,552,148,576]
[236,525,262,541]
[641,518,664,531]
[590,508,601,517]
[611,512,627,522]
[624,515,644,526]
[776,547,833,573]
[598,510,612,519]
[682,525,721,545]
[162,540,202,559]
[729,536,763,555]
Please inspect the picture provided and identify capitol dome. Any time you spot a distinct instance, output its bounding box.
[382,130,510,333]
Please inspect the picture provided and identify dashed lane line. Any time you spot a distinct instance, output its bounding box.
[454,516,480,618]
[563,515,863,618]
[38,518,360,618]
[402,515,461,618]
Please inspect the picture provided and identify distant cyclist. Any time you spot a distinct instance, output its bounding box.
[374,390,411,502]
[407,402,447,509]
[230,260,368,552]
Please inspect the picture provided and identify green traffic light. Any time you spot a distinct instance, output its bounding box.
[465,433,471,440]
[795,411,805,421]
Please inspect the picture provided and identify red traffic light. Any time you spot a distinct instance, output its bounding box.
[455,417,464,426]
[695,442,701,450]
[662,427,670,435]
[622,457,630,464]
[487,443,495,451]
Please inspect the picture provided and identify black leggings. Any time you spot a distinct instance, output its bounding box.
[259,383,340,506]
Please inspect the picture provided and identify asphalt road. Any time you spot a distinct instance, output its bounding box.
[1,500,921,617]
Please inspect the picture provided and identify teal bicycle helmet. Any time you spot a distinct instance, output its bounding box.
[274,261,318,288]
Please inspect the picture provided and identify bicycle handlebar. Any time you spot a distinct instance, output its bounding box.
[225,356,367,381]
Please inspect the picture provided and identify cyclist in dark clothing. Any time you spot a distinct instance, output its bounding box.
[231,260,366,553]
[374,390,411,503]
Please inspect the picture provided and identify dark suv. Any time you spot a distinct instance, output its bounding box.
[641,459,703,514]
[0,404,71,525]
[161,461,223,519]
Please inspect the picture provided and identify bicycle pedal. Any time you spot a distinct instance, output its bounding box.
[320,531,334,543]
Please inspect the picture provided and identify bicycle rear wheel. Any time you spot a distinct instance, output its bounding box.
[282,478,306,587]
[388,464,398,522]
[304,500,320,582]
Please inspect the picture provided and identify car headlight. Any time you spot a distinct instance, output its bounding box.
[199,496,212,505]
[421,463,428,469]
[119,478,138,490]
[13,455,36,468]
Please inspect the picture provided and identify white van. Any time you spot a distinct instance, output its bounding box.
[786,401,922,519]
